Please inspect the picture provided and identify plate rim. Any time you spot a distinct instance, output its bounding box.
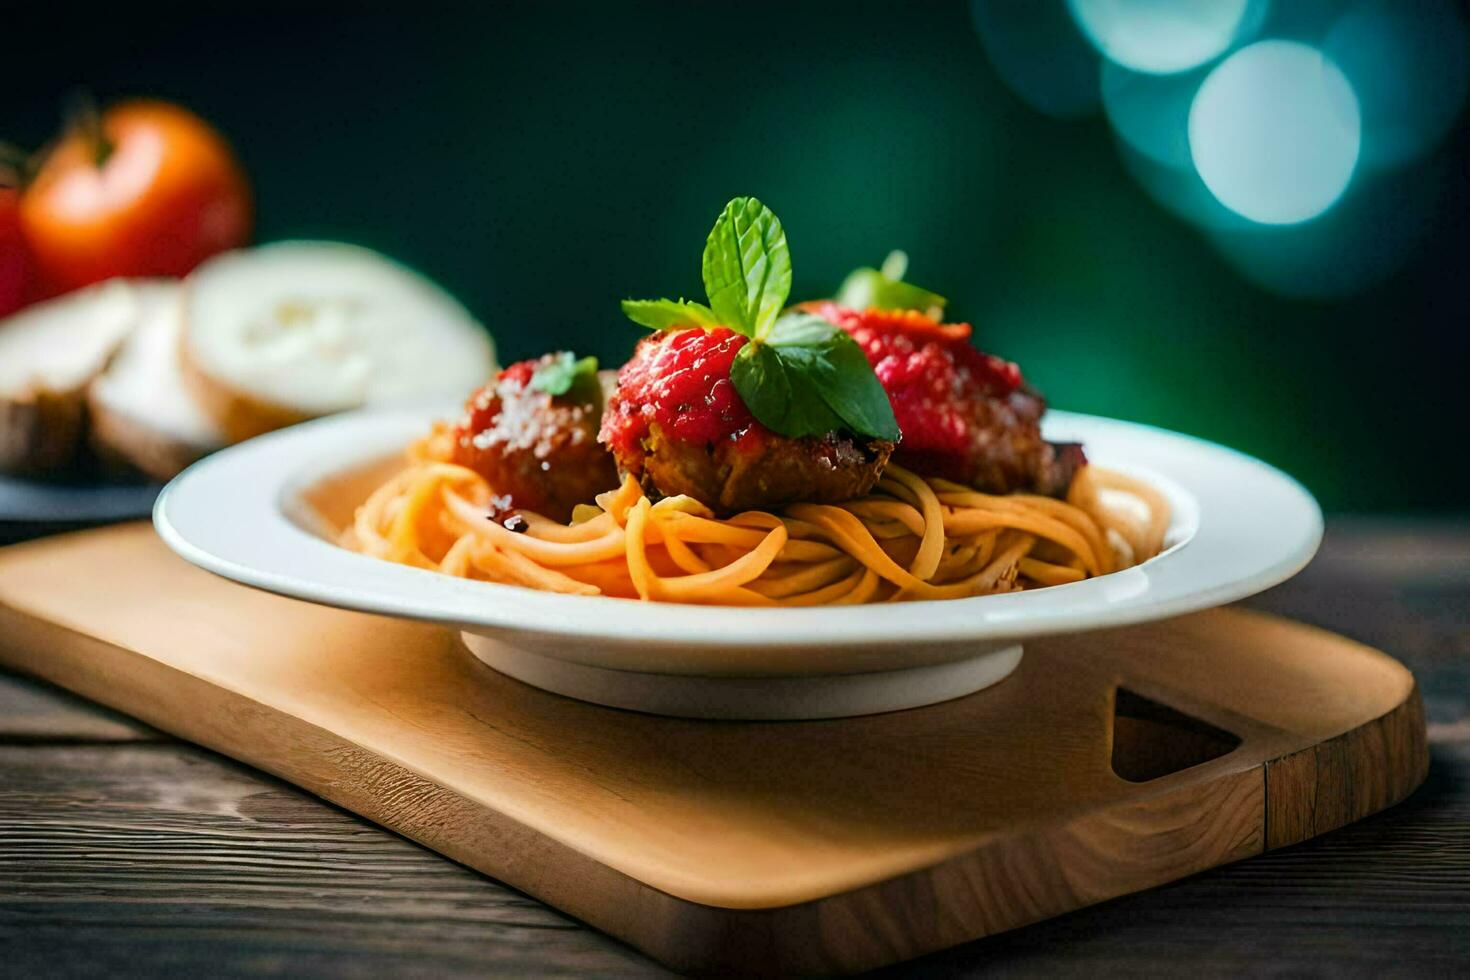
[153,405,1323,649]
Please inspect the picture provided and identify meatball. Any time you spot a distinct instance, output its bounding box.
[809,302,1084,497]
[598,328,893,514]
[451,354,620,522]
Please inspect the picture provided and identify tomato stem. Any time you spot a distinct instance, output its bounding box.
[64,89,113,169]
[0,143,32,188]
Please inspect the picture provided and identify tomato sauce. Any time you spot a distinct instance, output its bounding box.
[599,327,769,458]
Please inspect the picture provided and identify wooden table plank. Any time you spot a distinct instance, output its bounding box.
[1247,518,1469,737]
[0,517,1465,976]
[0,744,660,978]
[882,741,1470,977]
[0,673,159,743]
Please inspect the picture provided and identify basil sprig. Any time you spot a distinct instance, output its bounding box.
[620,298,722,331]
[620,197,900,443]
[835,250,947,316]
[530,351,599,397]
[701,196,791,338]
[729,312,901,440]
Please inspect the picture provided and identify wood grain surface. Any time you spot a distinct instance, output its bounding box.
[1,518,1464,976]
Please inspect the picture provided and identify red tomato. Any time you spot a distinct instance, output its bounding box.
[0,186,30,317]
[19,100,251,292]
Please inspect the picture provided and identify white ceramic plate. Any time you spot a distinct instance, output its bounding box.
[155,405,1321,720]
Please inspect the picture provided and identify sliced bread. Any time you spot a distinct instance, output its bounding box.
[88,281,226,481]
[0,281,139,475]
[181,242,497,441]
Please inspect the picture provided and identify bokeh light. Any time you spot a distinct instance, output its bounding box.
[1101,61,1207,169]
[971,0,1100,119]
[971,1,1463,301]
[1205,158,1443,297]
[1067,0,1257,75]
[1255,0,1352,43]
[1324,0,1469,170]
[1189,41,1360,225]
[1114,142,1254,232]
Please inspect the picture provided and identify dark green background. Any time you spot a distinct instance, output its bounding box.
[6,3,1465,511]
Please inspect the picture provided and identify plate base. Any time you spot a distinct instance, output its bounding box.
[461,634,1025,720]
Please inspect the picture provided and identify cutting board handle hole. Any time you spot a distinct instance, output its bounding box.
[1111,687,1241,782]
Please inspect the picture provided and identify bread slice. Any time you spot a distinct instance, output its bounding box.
[0,281,139,475]
[181,242,497,442]
[87,281,226,481]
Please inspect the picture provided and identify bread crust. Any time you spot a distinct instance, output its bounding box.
[0,280,140,476]
[0,386,86,476]
[85,387,214,482]
[178,332,312,443]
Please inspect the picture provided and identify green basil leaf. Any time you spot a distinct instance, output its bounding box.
[701,196,791,339]
[620,298,722,331]
[730,343,790,429]
[804,330,901,442]
[763,312,901,441]
[835,250,946,314]
[764,311,842,348]
[730,314,900,442]
[731,342,846,439]
[530,351,599,397]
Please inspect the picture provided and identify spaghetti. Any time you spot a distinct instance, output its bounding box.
[342,435,1172,606]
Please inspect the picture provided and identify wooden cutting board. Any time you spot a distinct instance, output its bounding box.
[0,523,1427,975]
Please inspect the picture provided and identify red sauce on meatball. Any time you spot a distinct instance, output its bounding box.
[807,302,1070,491]
[452,355,619,522]
[599,327,892,513]
[808,302,1023,455]
[599,328,768,462]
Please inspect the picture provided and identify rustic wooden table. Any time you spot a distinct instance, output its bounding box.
[1,518,1466,977]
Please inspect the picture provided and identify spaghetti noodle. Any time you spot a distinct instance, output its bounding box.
[342,435,1172,606]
